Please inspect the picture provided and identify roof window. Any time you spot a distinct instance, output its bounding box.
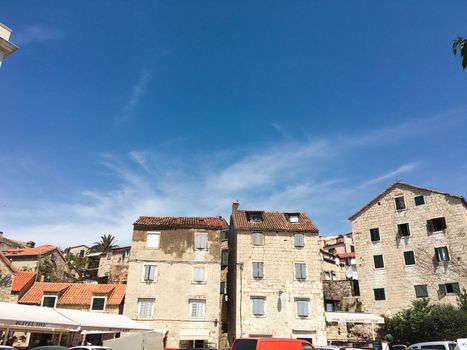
[247,212,263,223]
[287,213,300,223]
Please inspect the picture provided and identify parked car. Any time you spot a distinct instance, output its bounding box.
[30,347,70,350]
[408,342,459,350]
[0,346,17,350]
[392,345,408,350]
[232,338,315,350]
[70,347,112,350]
[317,346,345,350]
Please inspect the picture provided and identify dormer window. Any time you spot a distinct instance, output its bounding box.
[247,212,263,222]
[42,295,57,308]
[287,213,299,223]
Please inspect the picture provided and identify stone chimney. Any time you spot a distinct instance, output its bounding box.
[26,241,35,248]
[232,201,240,212]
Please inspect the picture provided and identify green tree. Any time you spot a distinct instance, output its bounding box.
[452,36,467,69]
[91,234,118,252]
[65,253,90,281]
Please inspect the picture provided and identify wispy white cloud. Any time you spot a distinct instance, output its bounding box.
[14,25,63,45]
[114,69,151,126]
[2,112,465,247]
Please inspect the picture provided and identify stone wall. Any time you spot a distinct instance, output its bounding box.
[0,260,15,302]
[351,184,467,316]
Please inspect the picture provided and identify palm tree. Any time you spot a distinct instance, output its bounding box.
[92,234,118,252]
[452,36,467,69]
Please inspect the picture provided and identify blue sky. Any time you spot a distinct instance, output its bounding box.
[1,1,466,247]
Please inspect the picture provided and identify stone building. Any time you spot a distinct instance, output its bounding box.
[0,251,17,302]
[124,216,227,349]
[3,244,70,281]
[97,246,131,283]
[227,202,327,345]
[349,181,467,316]
[64,245,90,258]
[0,232,27,252]
[0,23,17,67]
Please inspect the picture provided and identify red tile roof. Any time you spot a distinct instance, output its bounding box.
[4,244,57,257]
[232,210,318,233]
[134,216,226,230]
[0,251,17,273]
[19,282,126,306]
[11,271,36,292]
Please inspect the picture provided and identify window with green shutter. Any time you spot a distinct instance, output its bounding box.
[373,255,384,269]
[414,285,428,298]
[427,217,447,233]
[374,288,385,300]
[439,282,460,295]
[220,281,226,294]
[370,228,380,242]
[221,250,228,267]
[404,251,415,265]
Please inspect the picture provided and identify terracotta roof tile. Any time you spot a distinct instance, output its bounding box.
[11,271,36,292]
[232,210,318,232]
[19,282,126,306]
[4,244,57,257]
[0,251,17,273]
[134,216,226,230]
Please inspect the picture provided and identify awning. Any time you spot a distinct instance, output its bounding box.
[325,312,384,324]
[179,329,210,340]
[55,308,153,333]
[0,302,79,332]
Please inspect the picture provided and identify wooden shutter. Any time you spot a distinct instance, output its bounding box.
[440,217,447,230]
[426,219,434,233]
[438,284,447,296]
[452,282,460,294]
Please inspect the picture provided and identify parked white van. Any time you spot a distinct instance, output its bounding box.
[408,341,459,350]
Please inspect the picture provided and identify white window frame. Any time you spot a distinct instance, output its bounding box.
[294,262,307,281]
[90,296,107,311]
[147,231,161,249]
[142,264,157,282]
[137,298,155,319]
[295,298,310,318]
[194,233,208,250]
[189,299,206,320]
[193,266,206,284]
[41,294,57,308]
[289,214,299,223]
[251,296,265,317]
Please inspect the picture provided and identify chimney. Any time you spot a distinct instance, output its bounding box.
[26,241,35,248]
[232,200,240,212]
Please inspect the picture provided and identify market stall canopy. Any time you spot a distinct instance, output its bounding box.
[55,308,153,333]
[0,302,79,332]
[325,311,384,324]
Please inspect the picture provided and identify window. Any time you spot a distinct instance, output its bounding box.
[395,196,406,210]
[251,297,265,316]
[374,288,386,300]
[351,245,355,252]
[295,263,307,281]
[138,298,154,319]
[147,232,160,249]
[247,212,263,222]
[193,266,206,283]
[221,230,229,241]
[373,255,384,269]
[295,298,310,317]
[288,214,299,223]
[398,223,410,237]
[123,249,130,259]
[189,299,205,319]
[435,247,450,262]
[251,232,264,246]
[91,296,106,311]
[195,233,207,250]
[42,295,57,308]
[221,250,229,267]
[414,195,425,206]
[252,262,264,279]
[439,282,460,296]
[79,249,85,258]
[325,301,335,312]
[220,281,226,294]
[294,233,305,248]
[106,252,112,260]
[143,264,157,282]
[404,251,415,265]
[370,228,380,242]
[414,285,428,298]
[427,217,447,233]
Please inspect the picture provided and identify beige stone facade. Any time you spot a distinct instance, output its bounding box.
[124,216,227,348]
[228,203,327,345]
[0,252,17,302]
[98,246,131,283]
[350,182,467,316]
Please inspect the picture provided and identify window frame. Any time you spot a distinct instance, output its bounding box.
[146,231,161,249]
[251,296,265,317]
[414,195,425,206]
[294,262,307,281]
[414,284,428,298]
[404,251,416,265]
[41,295,58,308]
[295,298,310,318]
[374,288,386,300]
[370,228,380,242]
[251,232,265,246]
[142,264,157,282]
[90,296,107,311]
[221,249,229,267]
[252,261,264,279]
[373,255,384,269]
[398,223,411,237]
[427,217,447,233]
[435,246,450,262]
[394,196,406,211]
[192,266,206,284]
[189,299,206,320]
[294,233,305,248]
[194,233,208,250]
[137,298,155,319]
